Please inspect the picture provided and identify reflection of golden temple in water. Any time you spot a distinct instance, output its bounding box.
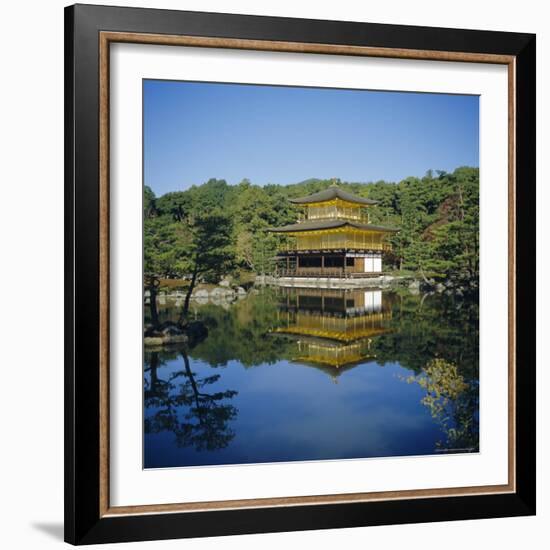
[272,288,392,379]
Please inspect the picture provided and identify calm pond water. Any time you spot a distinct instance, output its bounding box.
[144,286,479,469]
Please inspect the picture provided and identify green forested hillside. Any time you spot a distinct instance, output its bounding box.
[144,166,479,287]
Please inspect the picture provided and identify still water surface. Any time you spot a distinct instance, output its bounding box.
[144,286,479,469]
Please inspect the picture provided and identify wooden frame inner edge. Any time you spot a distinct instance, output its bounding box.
[99,30,111,517]
[98,31,517,517]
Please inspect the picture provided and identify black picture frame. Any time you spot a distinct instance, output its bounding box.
[65,3,536,545]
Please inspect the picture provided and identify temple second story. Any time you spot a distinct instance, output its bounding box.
[291,183,376,222]
[268,183,399,278]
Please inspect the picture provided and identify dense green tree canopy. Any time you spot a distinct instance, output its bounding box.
[144,166,479,285]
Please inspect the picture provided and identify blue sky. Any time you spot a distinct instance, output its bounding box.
[143,80,479,196]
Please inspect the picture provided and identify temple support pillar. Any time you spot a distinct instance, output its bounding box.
[343,252,346,278]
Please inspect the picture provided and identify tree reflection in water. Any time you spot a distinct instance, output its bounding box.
[145,349,238,452]
[144,287,479,465]
[402,358,479,452]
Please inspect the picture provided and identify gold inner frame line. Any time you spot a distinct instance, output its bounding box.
[98,31,516,518]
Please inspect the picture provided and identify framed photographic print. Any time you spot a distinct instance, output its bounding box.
[64,3,536,545]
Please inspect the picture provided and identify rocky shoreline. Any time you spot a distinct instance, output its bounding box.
[145,282,249,308]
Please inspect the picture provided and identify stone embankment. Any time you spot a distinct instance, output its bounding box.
[256,274,411,290]
[144,281,248,308]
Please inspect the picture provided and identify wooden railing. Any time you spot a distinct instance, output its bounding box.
[278,268,344,278]
[277,268,382,278]
[279,242,392,253]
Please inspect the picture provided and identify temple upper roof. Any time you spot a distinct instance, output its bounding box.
[268,219,399,233]
[289,185,378,206]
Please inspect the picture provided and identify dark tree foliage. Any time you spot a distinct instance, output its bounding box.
[144,350,238,452]
[177,213,235,322]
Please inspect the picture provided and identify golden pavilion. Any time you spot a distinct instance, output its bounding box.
[272,288,393,379]
[269,183,399,278]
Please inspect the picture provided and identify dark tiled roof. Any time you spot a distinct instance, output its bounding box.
[268,219,399,233]
[289,186,378,205]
